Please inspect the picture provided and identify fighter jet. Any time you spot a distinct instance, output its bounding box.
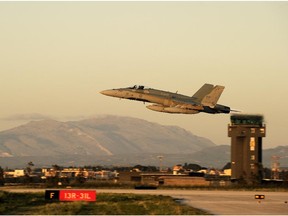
[100,84,231,114]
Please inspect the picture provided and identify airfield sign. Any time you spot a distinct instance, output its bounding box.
[45,189,96,202]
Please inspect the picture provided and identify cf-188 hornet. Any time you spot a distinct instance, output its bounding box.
[100,84,232,114]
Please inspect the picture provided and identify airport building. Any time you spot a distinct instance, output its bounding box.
[228,114,266,184]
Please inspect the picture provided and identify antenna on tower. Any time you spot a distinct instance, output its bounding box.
[157,155,164,172]
[271,155,280,180]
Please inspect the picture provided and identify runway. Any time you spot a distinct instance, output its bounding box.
[97,189,288,215]
[2,188,288,215]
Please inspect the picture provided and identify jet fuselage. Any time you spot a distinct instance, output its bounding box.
[100,85,231,114]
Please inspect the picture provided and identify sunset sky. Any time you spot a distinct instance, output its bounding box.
[1,1,288,148]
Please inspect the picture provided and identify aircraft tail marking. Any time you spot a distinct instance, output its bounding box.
[192,83,214,103]
[201,85,225,107]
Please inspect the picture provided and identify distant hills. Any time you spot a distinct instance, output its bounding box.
[0,115,287,168]
[0,115,214,167]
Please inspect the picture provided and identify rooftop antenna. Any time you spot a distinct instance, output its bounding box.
[271,155,280,180]
[157,155,164,172]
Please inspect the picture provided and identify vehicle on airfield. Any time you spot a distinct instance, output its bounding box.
[100,83,232,114]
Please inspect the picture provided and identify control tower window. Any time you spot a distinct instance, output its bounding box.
[250,137,255,151]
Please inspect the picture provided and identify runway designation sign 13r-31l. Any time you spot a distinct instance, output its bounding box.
[45,190,96,202]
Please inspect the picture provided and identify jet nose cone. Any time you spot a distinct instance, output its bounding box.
[100,90,110,96]
[100,89,115,96]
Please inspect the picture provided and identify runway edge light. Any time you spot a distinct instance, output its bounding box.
[255,194,265,199]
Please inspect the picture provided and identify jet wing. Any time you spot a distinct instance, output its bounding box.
[171,98,204,110]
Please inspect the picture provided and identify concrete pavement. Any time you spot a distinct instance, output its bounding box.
[96,189,288,215]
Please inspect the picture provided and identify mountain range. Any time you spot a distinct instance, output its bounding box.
[0,115,214,167]
[0,115,287,168]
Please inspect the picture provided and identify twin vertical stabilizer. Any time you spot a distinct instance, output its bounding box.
[192,84,225,107]
[201,85,225,107]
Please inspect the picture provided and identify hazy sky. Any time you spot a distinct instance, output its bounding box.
[0,1,288,148]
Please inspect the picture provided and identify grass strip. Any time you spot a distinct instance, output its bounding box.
[0,191,209,215]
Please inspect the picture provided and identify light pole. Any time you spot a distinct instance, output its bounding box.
[157,155,164,172]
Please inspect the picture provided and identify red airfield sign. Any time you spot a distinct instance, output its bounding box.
[45,190,96,202]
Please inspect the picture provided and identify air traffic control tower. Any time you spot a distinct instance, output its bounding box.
[228,114,266,184]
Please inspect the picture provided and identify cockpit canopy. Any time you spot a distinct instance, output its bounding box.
[128,85,148,90]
